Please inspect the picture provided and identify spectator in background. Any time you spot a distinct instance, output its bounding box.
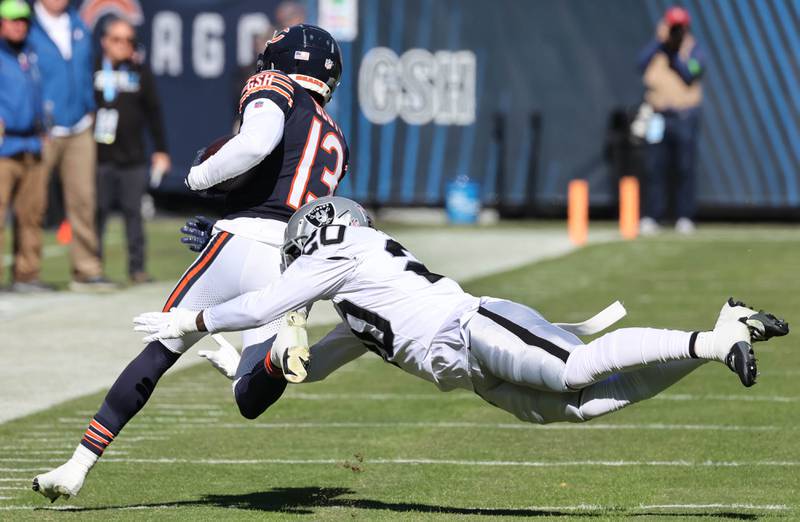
[29,0,113,290]
[231,30,272,129]
[274,1,306,31]
[637,6,704,235]
[228,2,305,125]
[0,0,52,293]
[94,17,170,284]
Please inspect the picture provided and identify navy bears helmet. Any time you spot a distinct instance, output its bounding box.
[256,24,342,105]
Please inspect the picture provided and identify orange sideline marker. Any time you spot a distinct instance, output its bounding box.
[619,176,640,240]
[567,179,588,246]
[56,220,72,245]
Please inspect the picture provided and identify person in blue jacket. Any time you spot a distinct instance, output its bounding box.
[0,0,52,292]
[28,0,113,290]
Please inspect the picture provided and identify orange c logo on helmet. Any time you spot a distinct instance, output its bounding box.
[268,28,290,45]
[79,0,145,30]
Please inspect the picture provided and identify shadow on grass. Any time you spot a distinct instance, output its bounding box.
[37,487,760,519]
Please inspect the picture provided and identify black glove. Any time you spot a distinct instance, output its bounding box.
[180,216,216,252]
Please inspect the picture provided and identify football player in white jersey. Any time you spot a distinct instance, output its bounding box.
[135,196,789,427]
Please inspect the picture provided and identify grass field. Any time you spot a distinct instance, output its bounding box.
[1,222,798,520]
[6,217,198,288]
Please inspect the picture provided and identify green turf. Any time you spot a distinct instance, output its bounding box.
[1,225,798,520]
[7,216,554,287]
[33,218,196,288]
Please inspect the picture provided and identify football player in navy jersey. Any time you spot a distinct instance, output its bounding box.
[33,25,348,502]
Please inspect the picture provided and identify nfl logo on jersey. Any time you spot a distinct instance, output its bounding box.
[306,202,335,227]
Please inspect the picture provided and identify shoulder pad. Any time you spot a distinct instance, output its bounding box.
[239,70,295,114]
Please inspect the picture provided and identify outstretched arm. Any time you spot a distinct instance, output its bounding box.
[202,255,353,333]
[134,255,355,342]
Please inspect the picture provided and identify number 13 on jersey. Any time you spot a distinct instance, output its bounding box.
[287,117,346,209]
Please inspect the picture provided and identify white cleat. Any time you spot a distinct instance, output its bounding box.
[282,345,310,383]
[675,217,696,235]
[32,459,89,503]
[639,217,660,236]
[723,298,789,343]
[273,311,310,383]
[701,298,790,387]
[716,298,757,328]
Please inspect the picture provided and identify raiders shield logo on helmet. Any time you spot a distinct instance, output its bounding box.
[305,202,335,227]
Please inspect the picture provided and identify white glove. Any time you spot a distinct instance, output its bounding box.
[198,334,241,380]
[133,308,200,343]
[270,311,310,383]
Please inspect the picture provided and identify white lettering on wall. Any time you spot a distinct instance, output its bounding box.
[358,47,400,125]
[359,47,477,126]
[150,11,182,76]
[237,13,271,67]
[193,13,225,78]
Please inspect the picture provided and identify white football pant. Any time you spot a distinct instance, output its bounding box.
[466,298,704,423]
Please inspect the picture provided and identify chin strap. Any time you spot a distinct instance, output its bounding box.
[289,73,333,103]
[554,301,627,336]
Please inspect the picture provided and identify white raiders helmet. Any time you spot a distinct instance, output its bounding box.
[281,196,372,268]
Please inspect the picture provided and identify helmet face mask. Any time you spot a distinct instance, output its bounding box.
[280,197,372,270]
[256,24,342,104]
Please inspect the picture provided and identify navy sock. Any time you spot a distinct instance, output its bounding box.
[80,341,180,456]
[234,353,287,420]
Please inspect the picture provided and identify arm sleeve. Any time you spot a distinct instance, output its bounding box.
[140,66,168,153]
[305,322,368,383]
[186,98,285,190]
[637,40,662,72]
[203,254,354,333]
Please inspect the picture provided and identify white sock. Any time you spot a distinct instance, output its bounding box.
[564,328,693,389]
[578,359,706,420]
[71,444,99,472]
[693,331,721,361]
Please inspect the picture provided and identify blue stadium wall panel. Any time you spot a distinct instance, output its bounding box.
[125,0,798,211]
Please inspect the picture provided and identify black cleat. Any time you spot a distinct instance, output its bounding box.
[727,298,789,342]
[740,312,789,342]
[725,341,757,387]
[31,477,56,503]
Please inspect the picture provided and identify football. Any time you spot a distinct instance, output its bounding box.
[193,134,258,193]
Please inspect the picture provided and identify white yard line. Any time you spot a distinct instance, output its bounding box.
[1,457,797,467]
[1,227,611,425]
[637,503,789,511]
[656,393,799,403]
[0,446,75,455]
[150,404,226,410]
[84,421,789,432]
[0,502,791,512]
[277,391,800,404]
